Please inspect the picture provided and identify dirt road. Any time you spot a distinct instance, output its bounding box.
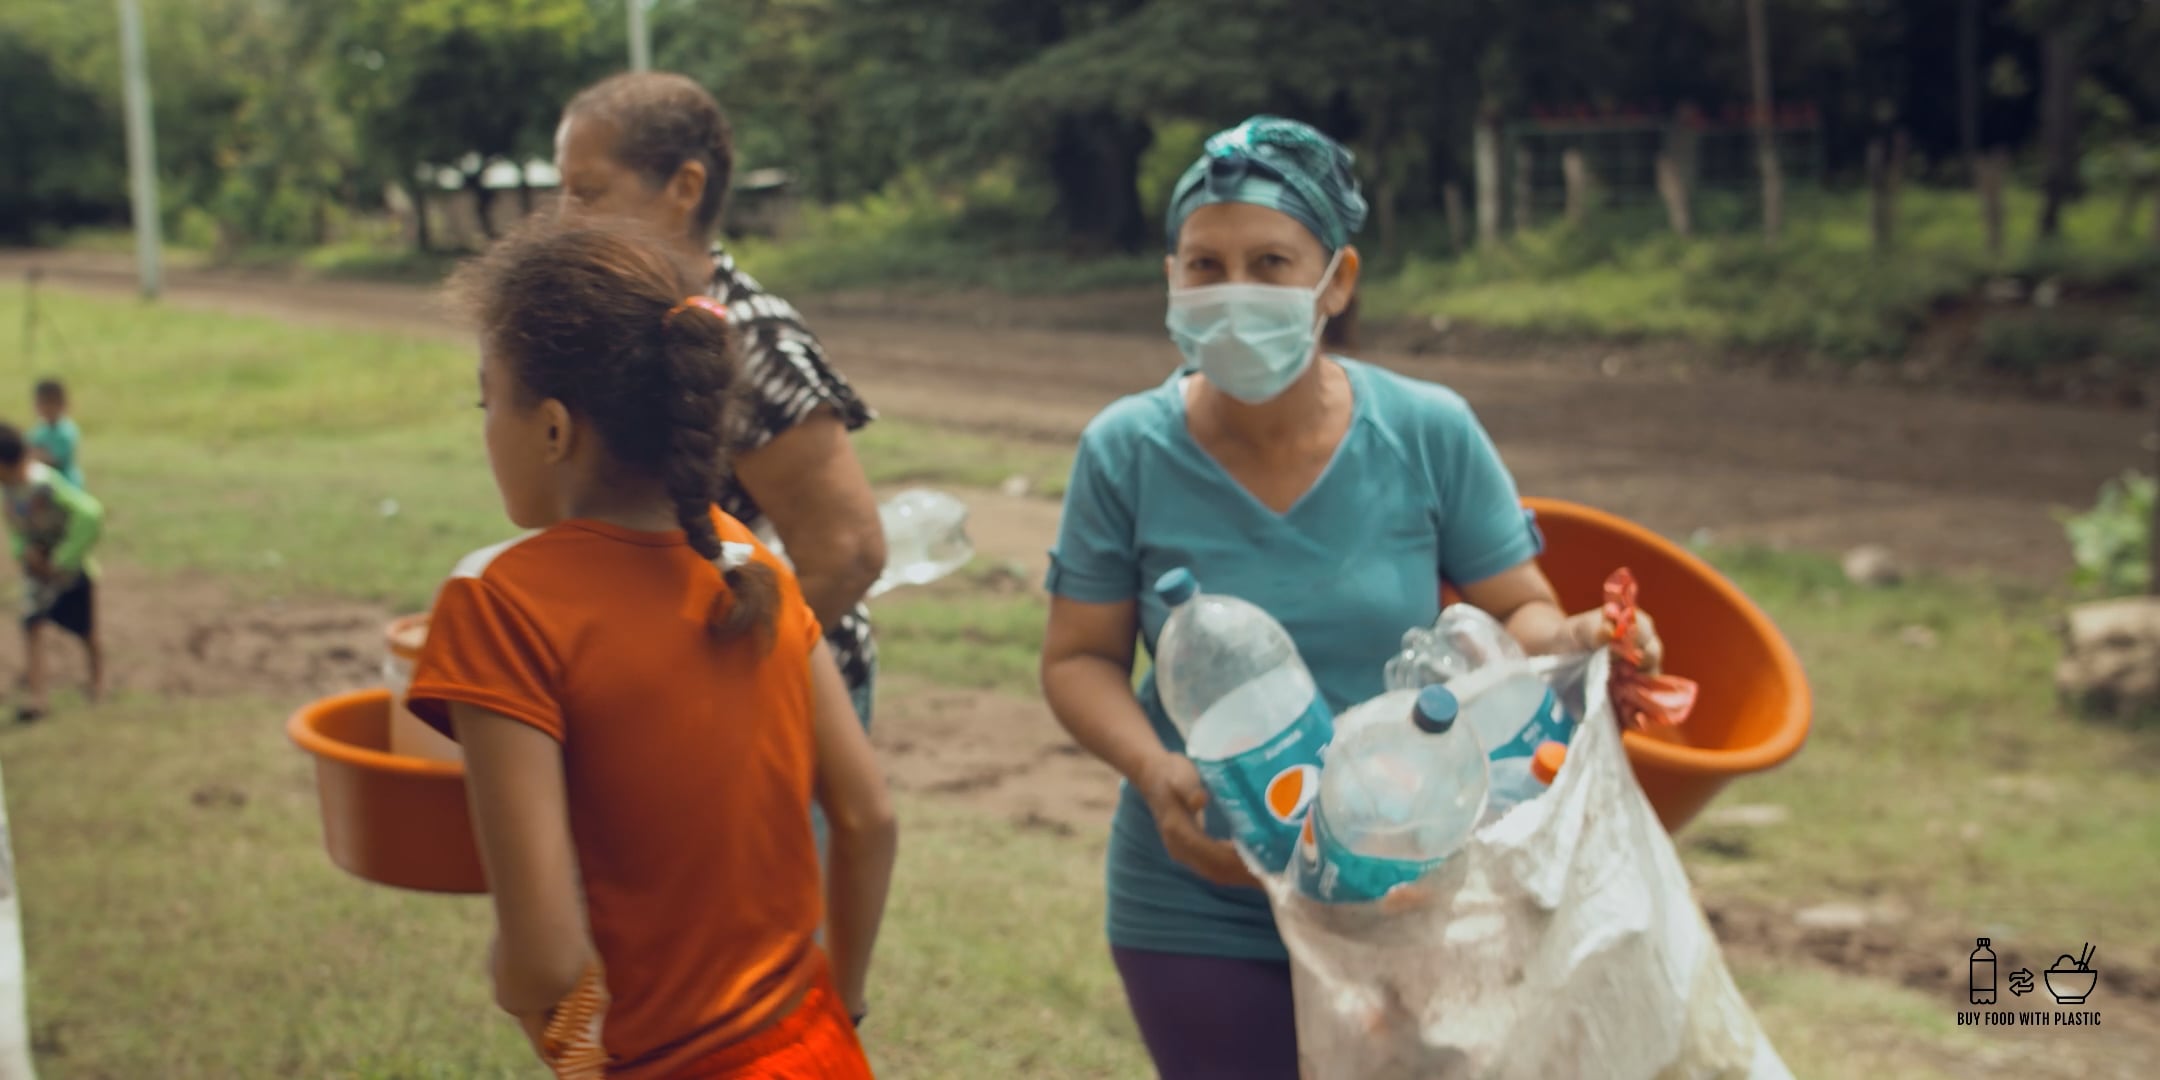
[11,248,2151,581]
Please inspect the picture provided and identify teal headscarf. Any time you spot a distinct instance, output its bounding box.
[1165,115,1369,253]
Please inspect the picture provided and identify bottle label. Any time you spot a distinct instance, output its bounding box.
[1192,696,1333,873]
[1485,685,1574,761]
[1295,802,1443,904]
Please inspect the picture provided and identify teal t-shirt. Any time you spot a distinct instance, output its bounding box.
[1045,358,1543,962]
[30,418,83,490]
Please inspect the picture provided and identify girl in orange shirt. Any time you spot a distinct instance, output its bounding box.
[408,219,897,1078]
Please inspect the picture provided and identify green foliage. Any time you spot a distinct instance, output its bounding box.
[2057,470,2156,596]
[1369,184,2160,359]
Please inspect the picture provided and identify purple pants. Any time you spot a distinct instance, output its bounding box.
[1111,946,1300,1080]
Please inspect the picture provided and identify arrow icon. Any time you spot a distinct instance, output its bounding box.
[2009,968,2036,997]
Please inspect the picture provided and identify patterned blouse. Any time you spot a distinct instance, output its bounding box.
[705,248,878,695]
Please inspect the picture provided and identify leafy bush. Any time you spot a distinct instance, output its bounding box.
[2059,471,2156,596]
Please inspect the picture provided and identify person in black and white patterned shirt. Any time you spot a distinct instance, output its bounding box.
[554,73,887,733]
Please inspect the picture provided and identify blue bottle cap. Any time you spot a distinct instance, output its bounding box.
[1413,686,1459,734]
[1155,567,1200,606]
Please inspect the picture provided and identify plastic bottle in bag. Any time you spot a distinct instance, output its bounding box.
[1382,604,1525,690]
[1485,739,1568,822]
[1153,568,1333,873]
[1293,686,1488,903]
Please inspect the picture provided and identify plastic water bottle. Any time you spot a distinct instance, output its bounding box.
[867,489,975,597]
[1484,740,1568,822]
[1450,659,1576,762]
[765,488,975,597]
[1154,568,1333,872]
[1293,686,1489,903]
[1383,604,1525,691]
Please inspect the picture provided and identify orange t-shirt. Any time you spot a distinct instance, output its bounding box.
[407,510,825,1079]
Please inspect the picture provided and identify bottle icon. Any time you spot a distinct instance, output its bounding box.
[1970,937,1997,1005]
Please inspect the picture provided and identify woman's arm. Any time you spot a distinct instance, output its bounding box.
[452,703,595,1030]
[1040,596,1255,888]
[808,639,898,1018]
[1459,561,1662,671]
[735,413,887,628]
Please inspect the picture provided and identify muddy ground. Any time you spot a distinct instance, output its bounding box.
[7,251,2159,1074]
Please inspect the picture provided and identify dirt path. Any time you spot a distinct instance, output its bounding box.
[11,249,2152,582]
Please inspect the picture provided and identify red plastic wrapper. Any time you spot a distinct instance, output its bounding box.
[1603,568,1699,731]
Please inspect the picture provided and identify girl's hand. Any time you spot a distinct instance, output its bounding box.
[1554,607,1663,673]
[1136,751,1259,889]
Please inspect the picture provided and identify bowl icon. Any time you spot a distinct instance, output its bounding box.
[2044,962,2098,1005]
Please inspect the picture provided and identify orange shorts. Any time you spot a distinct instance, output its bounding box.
[668,966,873,1080]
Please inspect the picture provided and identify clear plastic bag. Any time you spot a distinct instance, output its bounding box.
[1255,651,1789,1080]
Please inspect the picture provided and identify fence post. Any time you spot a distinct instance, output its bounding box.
[1562,149,1593,226]
[1978,150,2008,259]
[1656,153,1693,239]
[1443,183,1467,254]
[1513,145,1535,234]
[1475,113,1502,249]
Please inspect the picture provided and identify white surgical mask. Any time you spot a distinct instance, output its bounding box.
[1165,250,1343,404]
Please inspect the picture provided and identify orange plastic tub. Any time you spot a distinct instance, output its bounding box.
[1446,498,1811,830]
[287,689,485,894]
[1519,496,1809,831]
[384,614,462,763]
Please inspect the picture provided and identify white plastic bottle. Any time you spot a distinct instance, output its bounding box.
[1154,568,1333,872]
[1294,686,1490,903]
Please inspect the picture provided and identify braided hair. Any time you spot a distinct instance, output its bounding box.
[453,219,777,646]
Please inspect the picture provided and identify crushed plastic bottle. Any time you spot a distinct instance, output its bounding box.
[762,488,975,598]
[1382,603,1526,692]
[1293,686,1489,903]
[1154,568,1333,872]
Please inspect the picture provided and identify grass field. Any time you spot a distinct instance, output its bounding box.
[4,288,2156,1076]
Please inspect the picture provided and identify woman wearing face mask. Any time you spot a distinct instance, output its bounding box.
[1038,116,1661,1077]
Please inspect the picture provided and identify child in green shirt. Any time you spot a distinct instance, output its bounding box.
[0,423,103,721]
[31,378,85,490]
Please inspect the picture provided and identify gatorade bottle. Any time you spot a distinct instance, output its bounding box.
[1153,568,1333,873]
[1293,686,1489,903]
[1485,740,1568,822]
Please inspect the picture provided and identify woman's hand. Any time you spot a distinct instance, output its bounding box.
[1137,752,1259,889]
[1554,607,1663,673]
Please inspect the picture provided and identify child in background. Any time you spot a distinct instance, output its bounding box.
[0,424,104,722]
[30,379,85,490]
[407,219,896,1079]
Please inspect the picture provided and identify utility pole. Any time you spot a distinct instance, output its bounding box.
[116,0,163,300]
[627,0,651,72]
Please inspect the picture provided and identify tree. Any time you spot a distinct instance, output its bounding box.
[315,0,599,249]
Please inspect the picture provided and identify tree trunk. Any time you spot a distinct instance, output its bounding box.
[1475,113,1502,249]
[517,166,535,218]
[466,166,498,243]
[1744,0,1782,242]
[1979,150,2007,258]
[409,174,433,254]
[1562,149,1593,226]
[1512,146,1534,234]
[1443,183,1466,253]
[1046,110,1152,255]
[1656,152,1693,238]
[1957,0,1981,175]
[2037,28,2081,240]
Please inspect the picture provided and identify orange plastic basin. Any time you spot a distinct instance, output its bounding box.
[1453,497,1811,831]
[287,689,485,894]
